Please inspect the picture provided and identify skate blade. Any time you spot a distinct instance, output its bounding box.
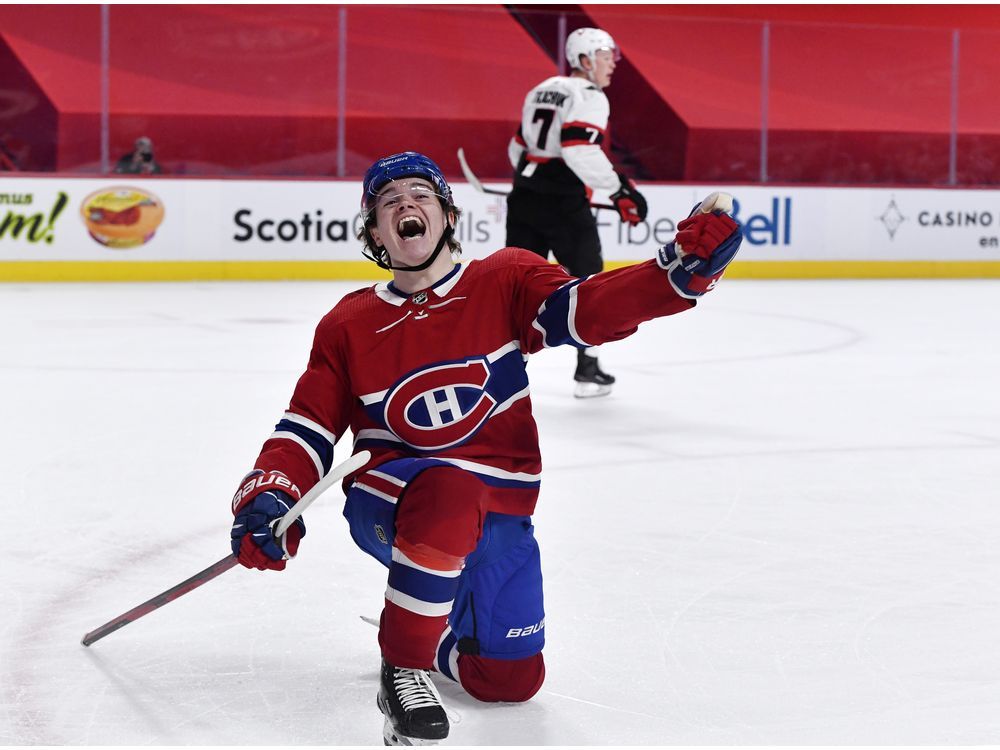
[573,381,613,399]
[383,717,441,746]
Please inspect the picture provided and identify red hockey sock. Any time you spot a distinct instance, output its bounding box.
[380,535,464,668]
[378,468,487,668]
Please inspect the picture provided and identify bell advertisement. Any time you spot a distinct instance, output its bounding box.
[2,175,999,279]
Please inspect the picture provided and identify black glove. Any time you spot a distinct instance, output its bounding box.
[610,173,648,225]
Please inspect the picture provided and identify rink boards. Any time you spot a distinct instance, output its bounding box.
[2,174,1000,280]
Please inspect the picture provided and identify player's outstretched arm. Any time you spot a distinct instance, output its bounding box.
[656,192,743,299]
[518,194,742,352]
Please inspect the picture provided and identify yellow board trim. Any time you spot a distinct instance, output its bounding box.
[2,259,1000,282]
[0,261,392,282]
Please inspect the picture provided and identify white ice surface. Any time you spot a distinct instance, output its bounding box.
[1,278,999,745]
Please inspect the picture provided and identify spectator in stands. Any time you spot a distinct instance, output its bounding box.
[114,136,163,175]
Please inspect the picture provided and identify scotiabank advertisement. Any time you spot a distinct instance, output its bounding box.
[2,175,1000,272]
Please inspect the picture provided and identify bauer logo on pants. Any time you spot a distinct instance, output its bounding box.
[506,619,545,638]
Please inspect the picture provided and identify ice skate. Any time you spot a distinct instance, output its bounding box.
[573,351,615,398]
[378,659,449,746]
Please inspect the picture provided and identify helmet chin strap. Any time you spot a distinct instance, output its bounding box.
[382,222,454,273]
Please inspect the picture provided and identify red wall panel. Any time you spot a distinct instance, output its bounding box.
[4,4,1000,183]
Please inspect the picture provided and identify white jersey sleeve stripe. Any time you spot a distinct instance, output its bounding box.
[384,587,454,618]
[267,430,325,481]
[282,411,337,444]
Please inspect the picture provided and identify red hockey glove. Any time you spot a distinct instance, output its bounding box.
[674,211,739,264]
[230,469,306,571]
[656,192,742,299]
[610,172,648,226]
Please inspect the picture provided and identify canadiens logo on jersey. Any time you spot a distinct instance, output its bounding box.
[361,343,529,452]
[385,358,497,450]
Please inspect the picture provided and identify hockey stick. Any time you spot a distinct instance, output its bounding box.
[80,449,372,647]
[457,147,511,198]
[456,147,616,210]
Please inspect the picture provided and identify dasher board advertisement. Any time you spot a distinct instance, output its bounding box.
[2,175,999,279]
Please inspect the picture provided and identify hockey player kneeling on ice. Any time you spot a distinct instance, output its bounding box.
[229,152,742,745]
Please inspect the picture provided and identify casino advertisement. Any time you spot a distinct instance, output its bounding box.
[3,176,1000,278]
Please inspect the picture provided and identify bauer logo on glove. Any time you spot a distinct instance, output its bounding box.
[231,469,300,512]
[230,468,306,571]
[656,192,742,300]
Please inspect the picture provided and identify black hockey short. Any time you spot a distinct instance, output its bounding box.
[505,188,603,278]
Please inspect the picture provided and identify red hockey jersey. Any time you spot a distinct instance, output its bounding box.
[252,248,693,517]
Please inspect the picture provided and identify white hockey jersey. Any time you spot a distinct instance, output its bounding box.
[508,75,620,196]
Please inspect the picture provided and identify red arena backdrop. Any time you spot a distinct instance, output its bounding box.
[4,5,1000,183]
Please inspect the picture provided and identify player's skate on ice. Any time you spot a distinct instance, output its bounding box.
[378,660,449,745]
[573,349,616,398]
[227,151,742,744]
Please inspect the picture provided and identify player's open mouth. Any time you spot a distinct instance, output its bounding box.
[398,216,426,240]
